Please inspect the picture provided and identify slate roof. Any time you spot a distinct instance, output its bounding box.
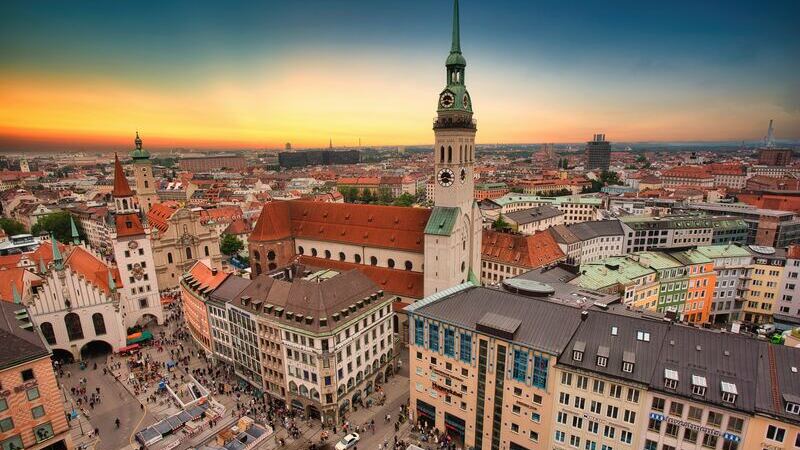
[504,205,563,225]
[209,275,251,304]
[560,310,669,384]
[755,342,800,424]
[0,302,49,370]
[564,220,624,241]
[411,286,584,355]
[650,325,759,412]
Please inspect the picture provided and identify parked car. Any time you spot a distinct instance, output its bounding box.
[335,433,360,450]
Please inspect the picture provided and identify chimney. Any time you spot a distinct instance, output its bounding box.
[241,295,251,307]
[211,267,218,276]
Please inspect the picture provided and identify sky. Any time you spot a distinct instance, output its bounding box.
[1,0,799,151]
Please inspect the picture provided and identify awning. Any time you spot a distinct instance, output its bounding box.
[127,330,153,345]
[116,344,141,353]
[692,374,707,388]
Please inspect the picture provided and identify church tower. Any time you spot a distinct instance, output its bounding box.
[424,0,482,296]
[131,132,158,215]
[110,153,164,327]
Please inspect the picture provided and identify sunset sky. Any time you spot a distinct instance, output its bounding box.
[1,0,799,151]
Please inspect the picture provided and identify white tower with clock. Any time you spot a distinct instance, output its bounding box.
[110,154,164,328]
[424,0,482,296]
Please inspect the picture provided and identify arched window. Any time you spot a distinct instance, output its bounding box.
[253,250,261,261]
[339,252,346,261]
[186,247,192,259]
[298,246,304,255]
[440,146,445,163]
[324,250,331,259]
[405,261,413,271]
[447,146,452,163]
[167,252,173,263]
[461,261,466,272]
[122,199,128,210]
[370,256,378,266]
[354,254,362,264]
[460,145,463,162]
[255,263,262,275]
[64,313,83,342]
[311,248,318,257]
[40,322,56,346]
[387,259,395,269]
[204,246,209,257]
[92,313,106,336]
[267,250,276,261]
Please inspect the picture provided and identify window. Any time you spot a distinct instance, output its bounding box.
[324,250,331,259]
[513,350,528,382]
[609,384,622,398]
[40,322,56,346]
[0,417,13,432]
[621,361,634,373]
[511,423,519,433]
[0,399,6,412]
[592,379,605,394]
[573,349,583,361]
[576,375,588,390]
[532,356,548,388]
[651,397,665,412]
[21,369,35,381]
[31,405,45,419]
[647,418,661,432]
[702,433,718,448]
[786,402,800,415]
[561,372,573,386]
[32,422,54,443]
[626,388,639,403]
[559,392,570,405]
[414,318,424,346]
[766,425,785,443]
[620,430,632,444]
[706,411,722,427]
[405,260,413,271]
[727,416,743,434]
[555,430,565,443]
[606,405,618,419]
[204,246,209,257]
[92,313,106,336]
[665,422,679,438]
[529,430,539,442]
[596,356,607,367]
[0,435,23,450]
[530,412,540,423]
[370,256,377,265]
[684,428,698,444]
[688,406,703,422]
[669,401,684,417]
[460,333,471,363]
[428,322,439,351]
[186,247,192,259]
[444,329,455,357]
[623,410,636,424]
[691,375,707,397]
[64,313,83,341]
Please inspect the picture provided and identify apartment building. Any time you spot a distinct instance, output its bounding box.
[407,284,584,449]
[549,220,626,265]
[480,230,565,286]
[180,261,230,356]
[742,245,786,325]
[621,215,748,254]
[0,302,71,450]
[488,194,602,225]
[694,245,753,325]
[775,245,800,329]
[673,202,800,248]
[503,206,564,235]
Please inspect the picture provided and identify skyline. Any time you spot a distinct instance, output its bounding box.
[1,0,799,151]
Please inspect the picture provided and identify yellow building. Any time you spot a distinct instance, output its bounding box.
[742,246,786,325]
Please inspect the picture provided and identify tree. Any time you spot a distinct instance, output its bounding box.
[220,234,244,256]
[0,218,26,236]
[339,186,359,203]
[510,187,524,194]
[392,193,415,207]
[492,214,511,231]
[360,189,375,204]
[31,212,83,243]
[635,154,648,163]
[377,187,394,204]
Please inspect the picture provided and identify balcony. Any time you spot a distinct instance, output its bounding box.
[432,116,477,130]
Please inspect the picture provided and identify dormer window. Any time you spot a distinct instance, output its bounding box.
[691,375,707,397]
[664,368,679,390]
[573,341,585,362]
[596,346,609,368]
[721,381,738,404]
[783,394,800,415]
[636,331,650,342]
[622,351,635,373]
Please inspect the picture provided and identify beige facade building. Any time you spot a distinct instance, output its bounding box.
[147,202,222,291]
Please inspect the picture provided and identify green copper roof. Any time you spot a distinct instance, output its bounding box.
[131,131,151,160]
[69,215,80,245]
[669,249,713,266]
[51,233,63,271]
[425,206,460,236]
[578,256,655,291]
[12,283,21,304]
[633,251,681,270]
[447,0,465,65]
[108,269,116,292]
[694,244,751,259]
[493,193,602,207]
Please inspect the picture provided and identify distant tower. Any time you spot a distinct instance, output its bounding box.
[329,138,333,149]
[285,142,292,151]
[765,119,775,148]
[131,132,158,214]
[19,158,30,173]
[70,215,81,245]
[585,133,611,172]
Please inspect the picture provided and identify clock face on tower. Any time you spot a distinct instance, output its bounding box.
[438,168,455,187]
[440,91,455,109]
[460,168,467,183]
[463,93,470,108]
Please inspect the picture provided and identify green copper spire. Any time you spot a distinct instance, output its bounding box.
[131,130,150,161]
[70,215,80,245]
[39,256,47,274]
[51,233,64,271]
[451,0,460,53]
[12,283,21,304]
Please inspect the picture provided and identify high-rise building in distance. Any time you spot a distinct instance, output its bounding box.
[585,133,611,172]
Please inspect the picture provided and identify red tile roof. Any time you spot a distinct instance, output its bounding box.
[115,213,145,237]
[186,260,228,291]
[250,200,431,253]
[146,202,180,233]
[112,153,134,197]
[297,255,424,299]
[481,229,565,269]
[65,246,121,295]
[661,166,712,179]
[223,218,251,236]
[0,268,26,303]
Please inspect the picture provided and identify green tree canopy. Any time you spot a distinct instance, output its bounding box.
[220,234,244,256]
[0,218,26,236]
[377,187,394,204]
[392,193,415,207]
[31,212,83,243]
[492,214,511,231]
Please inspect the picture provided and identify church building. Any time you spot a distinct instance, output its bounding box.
[249,0,481,301]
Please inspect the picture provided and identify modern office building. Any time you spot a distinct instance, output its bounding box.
[585,133,611,172]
